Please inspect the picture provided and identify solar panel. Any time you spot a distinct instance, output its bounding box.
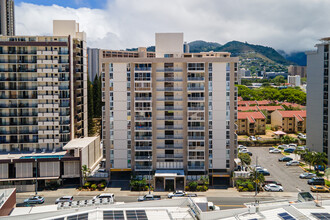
[103,210,124,220]
[278,212,296,220]
[125,210,148,220]
[67,213,89,220]
[312,213,330,220]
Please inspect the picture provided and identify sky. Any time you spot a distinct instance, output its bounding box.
[14,0,330,53]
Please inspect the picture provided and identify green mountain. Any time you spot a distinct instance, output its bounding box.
[188,40,222,53]
[189,40,293,65]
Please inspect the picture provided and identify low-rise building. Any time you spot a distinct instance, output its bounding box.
[0,136,102,192]
[271,110,306,133]
[237,106,258,112]
[236,111,266,135]
[257,105,284,123]
[288,75,301,87]
[288,65,307,78]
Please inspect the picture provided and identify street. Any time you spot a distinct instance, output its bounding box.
[249,146,310,192]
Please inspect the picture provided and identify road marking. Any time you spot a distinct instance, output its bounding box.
[296,187,302,192]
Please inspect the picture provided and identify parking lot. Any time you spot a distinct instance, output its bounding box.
[248,147,310,192]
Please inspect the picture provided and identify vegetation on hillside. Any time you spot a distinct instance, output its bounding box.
[188,40,222,53]
[88,75,102,136]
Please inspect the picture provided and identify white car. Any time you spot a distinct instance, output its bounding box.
[168,190,186,198]
[239,149,248,154]
[286,161,300,166]
[93,193,115,200]
[288,144,297,149]
[55,196,73,204]
[250,136,257,141]
[264,184,283,192]
[238,145,247,150]
[269,149,281,154]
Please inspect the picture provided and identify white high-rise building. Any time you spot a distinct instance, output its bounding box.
[101,33,238,189]
[288,75,301,87]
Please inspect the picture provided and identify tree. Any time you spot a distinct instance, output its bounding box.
[312,152,328,173]
[249,168,265,192]
[272,75,286,85]
[87,77,94,135]
[93,75,102,118]
[303,150,314,170]
[238,153,251,165]
[81,165,91,185]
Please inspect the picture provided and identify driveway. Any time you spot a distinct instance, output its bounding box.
[248,147,310,193]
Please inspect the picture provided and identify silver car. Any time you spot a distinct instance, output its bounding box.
[299,172,316,179]
[55,196,73,204]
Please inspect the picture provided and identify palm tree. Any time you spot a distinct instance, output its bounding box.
[303,150,313,170]
[249,168,265,192]
[312,152,328,174]
[81,165,91,185]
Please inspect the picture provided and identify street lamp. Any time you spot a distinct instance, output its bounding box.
[35,158,38,196]
[148,154,151,194]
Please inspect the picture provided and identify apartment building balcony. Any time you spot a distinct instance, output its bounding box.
[135,116,152,121]
[38,112,59,117]
[188,136,205,140]
[188,156,205,160]
[37,77,58,82]
[38,130,60,135]
[156,106,183,111]
[156,77,183,82]
[38,104,59,108]
[188,127,205,131]
[135,136,152,140]
[188,117,205,121]
[38,121,59,126]
[37,60,58,65]
[156,116,183,120]
[135,67,151,71]
[135,146,152,151]
[0,130,38,135]
[37,50,58,56]
[38,95,59,100]
[135,107,152,111]
[157,96,183,101]
[135,97,152,101]
[37,86,59,91]
[157,154,183,159]
[157,135,183,139]
[156,68,183,72]
[37,68,58,73]
[38,138,60,144]
[134,77,151,81]
[135,126,152,131]
[187,107,204,111]
[135,156,152,161]
[187,86,204,91]
[156,87,183,91]
[0,103,38,108]
[157,144,183,149]
[134,165,152,171]
[187,77,205,81]
[187,166,205,171]
[157,125,183,130]
[188,97,204,101]
[135,87,152,91]
[0,113,38,117]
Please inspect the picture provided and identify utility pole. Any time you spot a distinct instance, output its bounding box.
[35,158,38,196]
[148,154,151,194]
[255,156,258,198]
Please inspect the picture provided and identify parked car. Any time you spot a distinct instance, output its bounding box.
[314,165,326,171]
[300,173,317,179]
[257,169,270,176]
[278,156,293,162]
[168,190,186,198]
[55,196,73,204]
[278,145,288,150]
[238,145,247,150]
[284,148,295,153]
[24,196,45,204]
[288,143,297,149]
[264,184,283,192]
[297,146,306,151]
[298,133,306,139]
[286,161,300,166]
[262,180,282,187]
[269,149,281,154]
[250,136,257,141]
[246,152,253,156]
[308,177,325,186]
[310,185,330,193]
[138,194,161,202]
[269,147,275,151]
[93,193,115,200]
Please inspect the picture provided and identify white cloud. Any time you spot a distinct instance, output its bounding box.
[15,0,330,52]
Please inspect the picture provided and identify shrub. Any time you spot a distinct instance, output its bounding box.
[238,186,244,191]
[185,186,190,191]
[242,188,249,192]
[203,185,208,191]
[196,186,204,191]
[247,183,254,191]
[91,184,97,191]
[238,153,251,165]
[188,181,198,191]
[84,182,91,188]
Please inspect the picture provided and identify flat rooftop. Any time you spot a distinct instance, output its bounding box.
[0,151,67,160]
[63,137,99,150]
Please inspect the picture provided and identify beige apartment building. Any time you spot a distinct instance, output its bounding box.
[271,110,306,133]
[0,0,15,36]
[101,33,238,188]
[236,111,266,135]
[0,20,88,152]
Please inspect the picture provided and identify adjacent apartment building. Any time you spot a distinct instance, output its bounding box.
[0,0,15,36]
[87,47,99,81]
[0,20,88,152]
[101,33,238,187]
[307,37,330,161]
[236,111,266,135]
[271,110,306,133]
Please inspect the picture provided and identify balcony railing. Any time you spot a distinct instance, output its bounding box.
[135,156,152,160]
[156,87,183,91]
[187,166,205,170]
[135,126,152,130]
[157,135,183,139]
[156,68,183,72]
[135,146,152,150]
[187,77,205,81]
[135,97,152,101]
[187,107,205,111]
[135,67,152,71]
[157,125,183,130]
[156,106,183,111]
[135,116,152,121]
[156,77,183,82]
[157,96,183,101]
[135,165,152,170]
[188,136,205,140]
[157,144,183,149]
[188,127,205,130]
[157,116,183,120]
[188,97,204,101]
[187,87,204,91]
[135,136,152,140]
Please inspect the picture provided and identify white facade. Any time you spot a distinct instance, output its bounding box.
[288,75,301,87]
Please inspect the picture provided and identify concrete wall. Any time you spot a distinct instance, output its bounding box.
[155,33,183,58]
[0,188,16,216]
[212,62,227,169]
[271,110,283,129]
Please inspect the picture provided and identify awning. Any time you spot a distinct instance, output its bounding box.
[155,170,185,177]
[274,131,287,135]
[0,176,59,182]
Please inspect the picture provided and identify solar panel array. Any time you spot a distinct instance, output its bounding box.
[278,212,296,220]
[126,210,148,220]
[103,211,124,220]
[312,213,330,220]
[66,213,89,220]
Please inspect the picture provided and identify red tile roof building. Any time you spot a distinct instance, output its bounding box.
[236,111,266,135]
[271,110,306,133]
